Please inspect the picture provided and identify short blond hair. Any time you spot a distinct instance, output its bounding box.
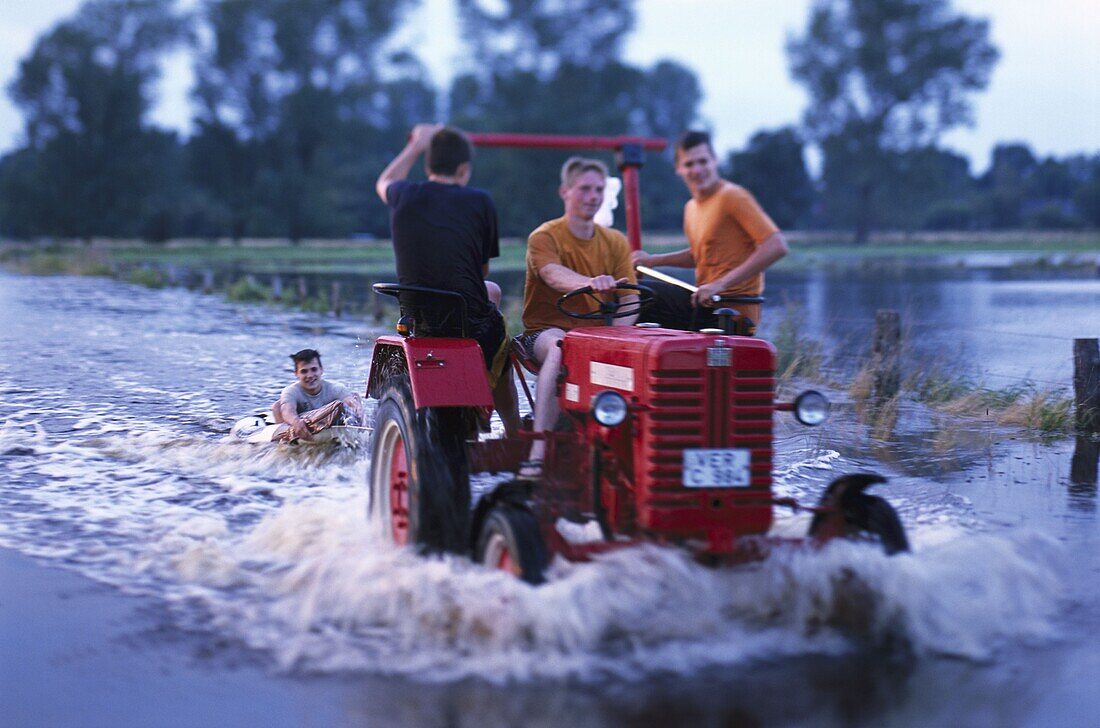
[560,156,609,188]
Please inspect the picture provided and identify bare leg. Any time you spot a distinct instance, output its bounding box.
[527,329,565,468]
[493,371,520,438]
[484,279,520,436]
[271,400,286,424]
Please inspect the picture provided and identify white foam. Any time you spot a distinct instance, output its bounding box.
[170,495,1066,681]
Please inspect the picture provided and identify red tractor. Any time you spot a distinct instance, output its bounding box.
[365,133,908,583]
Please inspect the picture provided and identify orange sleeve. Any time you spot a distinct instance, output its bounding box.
[724,186,779,245]
[527,230,561,279]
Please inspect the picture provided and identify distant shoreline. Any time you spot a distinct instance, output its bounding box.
[4,228,1099,250]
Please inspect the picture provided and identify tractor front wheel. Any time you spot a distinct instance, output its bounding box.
[808,473,910,555]
[846,494,909,555]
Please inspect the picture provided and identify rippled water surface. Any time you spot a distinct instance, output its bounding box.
[1,270,1098,726]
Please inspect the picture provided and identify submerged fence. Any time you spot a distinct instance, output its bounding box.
[865,310,1098,430]
[863,308,1099,485]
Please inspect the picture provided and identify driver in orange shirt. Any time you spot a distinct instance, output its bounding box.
[516,156,638,478]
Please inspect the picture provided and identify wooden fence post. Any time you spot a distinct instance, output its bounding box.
[371,284,385,323]
[201,269,214,293]
[872,309,901,403]
[1076,338,1100,433]
[296,276,307,304]
[330,280,342,318]
[271,275,282,300]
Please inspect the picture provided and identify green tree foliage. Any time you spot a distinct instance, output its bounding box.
[449,0,701,235]
[788,0,999,241]
[885,146,973,230]
[1075,162,1100,228]
[188,0,433,239]
[819,140,977,231]
[972,144,1098,229]
[973,143,1036,229]
[0,0,188,239]
[725,128,814,229]
[910,148,977,230]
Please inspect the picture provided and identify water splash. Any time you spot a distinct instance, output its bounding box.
[193,499,1066,681]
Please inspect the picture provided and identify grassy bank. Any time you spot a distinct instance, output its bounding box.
[2,230,1098,278]
[771,301,1076,437]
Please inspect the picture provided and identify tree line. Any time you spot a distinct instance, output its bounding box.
[0,0,1096,243]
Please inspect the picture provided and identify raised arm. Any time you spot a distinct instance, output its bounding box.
[375,123,442,203]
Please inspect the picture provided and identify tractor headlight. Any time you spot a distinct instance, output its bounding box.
[794,390,829,426]
[591,391,628,427]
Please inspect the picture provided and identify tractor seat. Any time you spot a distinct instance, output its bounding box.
[510,335,541,375]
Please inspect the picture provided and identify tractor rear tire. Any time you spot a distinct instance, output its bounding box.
[475,506,547,585]
[368,378,470,554]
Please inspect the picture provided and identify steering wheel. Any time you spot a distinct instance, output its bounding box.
[556,283,655,325]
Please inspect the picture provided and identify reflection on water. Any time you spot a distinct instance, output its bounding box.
[0,270,1097,721]
[1070,437,1099,513]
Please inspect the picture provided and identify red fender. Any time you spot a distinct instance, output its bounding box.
[367,335,492,409]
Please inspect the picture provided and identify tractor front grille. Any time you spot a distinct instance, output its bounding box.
[646,369,707,486]
[638,361,775,535]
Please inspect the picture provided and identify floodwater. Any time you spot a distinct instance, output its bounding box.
[0,267,1098,727]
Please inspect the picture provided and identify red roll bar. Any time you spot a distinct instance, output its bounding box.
[466,132,667,252]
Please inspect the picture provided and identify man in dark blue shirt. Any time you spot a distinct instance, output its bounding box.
[376,124,519,436]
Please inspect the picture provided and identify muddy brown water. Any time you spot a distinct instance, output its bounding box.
[1,267,1098,727]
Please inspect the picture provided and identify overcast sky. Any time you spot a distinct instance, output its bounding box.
[0,0,1097,173]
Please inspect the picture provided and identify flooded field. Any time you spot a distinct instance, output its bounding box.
[1,269,1098,726]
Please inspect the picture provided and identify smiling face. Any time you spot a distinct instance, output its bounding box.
[676,143,721,197]
[560,169,606,222]
[294,357,323,395]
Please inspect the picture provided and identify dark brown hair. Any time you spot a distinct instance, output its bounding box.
[675,130,716,160]
[290,349,321,368]
[427,127,473,176]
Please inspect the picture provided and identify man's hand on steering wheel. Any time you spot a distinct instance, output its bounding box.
[557,281,655,322]
[587,275,625,293]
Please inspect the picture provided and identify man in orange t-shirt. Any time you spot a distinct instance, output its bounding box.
[633,130,788,329]
[515,156,639,477]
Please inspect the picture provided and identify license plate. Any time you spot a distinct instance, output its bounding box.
[683,449,751,487]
